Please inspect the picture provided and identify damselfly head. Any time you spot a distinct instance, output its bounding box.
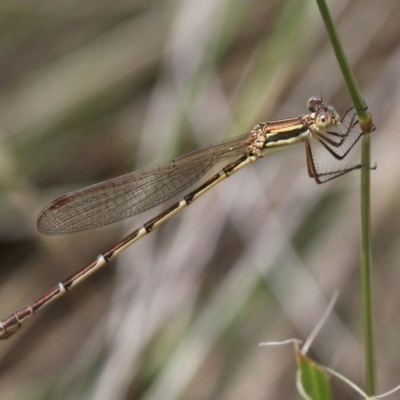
[307,96,340,130]
[315,106,340,130]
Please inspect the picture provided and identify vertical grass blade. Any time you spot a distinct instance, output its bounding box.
[315,0,376,396]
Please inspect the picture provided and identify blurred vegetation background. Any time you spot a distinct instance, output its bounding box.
[0,0,399,399]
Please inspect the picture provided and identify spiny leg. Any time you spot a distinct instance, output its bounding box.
[305,139,364,184]
[316,111,360,150]
[316,109,376,161]
[316,125,366,161]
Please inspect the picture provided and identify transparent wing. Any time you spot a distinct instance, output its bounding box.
[37,133,251,234]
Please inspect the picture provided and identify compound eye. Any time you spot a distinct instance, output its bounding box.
[316,110,332,129]
[307,96,322,112]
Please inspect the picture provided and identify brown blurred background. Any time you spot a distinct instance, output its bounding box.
[0,0,399,399]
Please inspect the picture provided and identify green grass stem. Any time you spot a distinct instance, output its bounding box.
[315,0,376,396]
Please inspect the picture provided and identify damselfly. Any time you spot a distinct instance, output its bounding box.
[0,97,370,339]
